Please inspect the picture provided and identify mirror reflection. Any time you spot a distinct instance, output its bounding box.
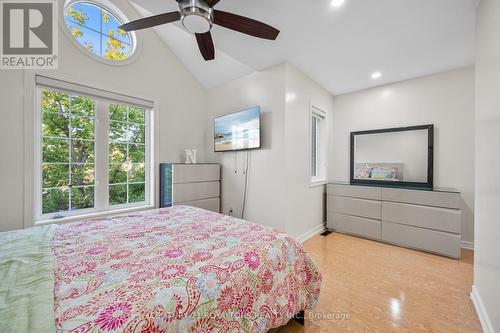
[351,125,433,186]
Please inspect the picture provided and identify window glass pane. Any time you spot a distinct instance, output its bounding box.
[42,188,69,214]
[109,104,127,121]
[43,138,69,163]
[129,144,145,163]
[41,89,98,216]
[108,103,148,206]
[109,143,127,163]
[109,184,127,205]
[110,121,128,142]
[71,140,95,163]
[102,36,129,61]
[43,164,69,188]
[128,107,145,124]
[66,23,101,56]
[71,164,94,186]
[65,2,101,31]
[129,183,145,203]
[102,9,130,44]
[71,95,94,117]
[129,164,145,183]
[71,187,94,210]
[42,112,69,138]
[42,90,69,113]
[311,116,317,178]
[128,123,145,143]
[71,116,94,139]
[109,164,127,184]
[64,2,133,61]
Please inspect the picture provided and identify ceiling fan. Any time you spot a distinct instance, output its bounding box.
[119,0,280,61]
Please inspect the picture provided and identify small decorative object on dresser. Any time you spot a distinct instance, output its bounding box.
[184,149,198,164]
[160,163,220,212]
[327,182,462,258]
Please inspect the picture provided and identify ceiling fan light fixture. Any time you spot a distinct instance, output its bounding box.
[121,0,280,61]
[179,0,213,34]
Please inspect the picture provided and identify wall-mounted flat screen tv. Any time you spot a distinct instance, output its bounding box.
[214,106,261,152]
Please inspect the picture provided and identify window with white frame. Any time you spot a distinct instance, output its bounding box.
[35,77,153,221]
[311,106,327,184]
[63,1,136,62]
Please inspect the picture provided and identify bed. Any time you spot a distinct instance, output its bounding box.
[0,206,322,333]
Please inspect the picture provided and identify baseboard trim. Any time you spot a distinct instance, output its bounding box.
[296,223,326,243]
[471,285,494,333]
[461,241,474,250]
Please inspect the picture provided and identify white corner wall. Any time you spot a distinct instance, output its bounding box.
[330,67,475,243]
[0,0,208,232]
[206,64,334,238]
[284,64,334,238]
[473,0,500,331]
[206,65,287,230]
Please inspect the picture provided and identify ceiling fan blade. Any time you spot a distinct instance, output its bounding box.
[205,0,221,7]
[213,10,280,40]
[119,12,181,32]
[196,31,215,61]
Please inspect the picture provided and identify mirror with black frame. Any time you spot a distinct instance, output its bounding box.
[350,124,434,188]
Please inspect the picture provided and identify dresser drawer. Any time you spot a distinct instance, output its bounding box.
[382,201,461,234]
[381,222,460,258]
[173,164,220,184]
[173,181,220,203]
[327,184,381,200]
[328,195,381,220]
[381,188,460,209]
[328,213,381,240]
[175,198,220,213]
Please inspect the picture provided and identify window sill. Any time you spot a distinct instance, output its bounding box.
[35,204,155,226]
[310,179,327,188]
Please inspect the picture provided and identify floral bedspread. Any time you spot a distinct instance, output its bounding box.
[52,206,322,333]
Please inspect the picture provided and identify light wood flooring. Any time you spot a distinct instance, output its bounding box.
[278,232,482,333]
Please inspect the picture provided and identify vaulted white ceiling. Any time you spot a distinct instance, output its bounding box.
[129,0,475,95]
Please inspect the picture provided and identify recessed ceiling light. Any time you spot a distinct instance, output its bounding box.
[371,71,382,79]
[331,0,345,8]
[286,92,297,103]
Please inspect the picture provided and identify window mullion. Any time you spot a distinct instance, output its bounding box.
[145,110,152,206]
[95,99,109,210]
[316,117,320,178]
[68,96,72,211]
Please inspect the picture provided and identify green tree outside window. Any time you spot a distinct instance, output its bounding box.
[64,2,132,60]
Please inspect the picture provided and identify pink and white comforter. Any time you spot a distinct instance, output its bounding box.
[52,206,322,333]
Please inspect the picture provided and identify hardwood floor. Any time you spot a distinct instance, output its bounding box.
[278,233,481,333]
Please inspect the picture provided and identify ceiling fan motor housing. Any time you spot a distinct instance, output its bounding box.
[179,0,214,34]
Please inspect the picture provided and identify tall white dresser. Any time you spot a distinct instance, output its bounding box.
[327,182,462,258]
[160,163,220,213]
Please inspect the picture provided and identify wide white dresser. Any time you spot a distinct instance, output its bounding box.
[327,183,462,258]
[160,163,220,213]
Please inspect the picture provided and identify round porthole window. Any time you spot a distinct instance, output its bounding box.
[63,1,136,63]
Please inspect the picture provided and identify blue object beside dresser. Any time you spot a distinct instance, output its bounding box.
[160,163,221,212]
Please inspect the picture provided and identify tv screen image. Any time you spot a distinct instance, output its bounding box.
[214,107,261,152]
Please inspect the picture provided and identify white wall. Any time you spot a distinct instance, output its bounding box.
[206,65,287,230]
[206,64,334,238]
[330,67,475,243]
[0,0,208,232]
[473,0,500,331]
[284,65,334,238]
